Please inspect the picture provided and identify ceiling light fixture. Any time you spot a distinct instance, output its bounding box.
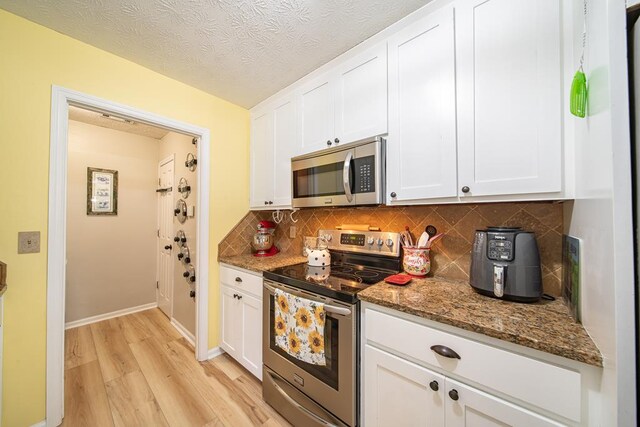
[101,113,136,125]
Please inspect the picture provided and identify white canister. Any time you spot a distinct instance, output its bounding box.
[307,248,331,267]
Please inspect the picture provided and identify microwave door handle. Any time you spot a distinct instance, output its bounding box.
[343,151,353,203]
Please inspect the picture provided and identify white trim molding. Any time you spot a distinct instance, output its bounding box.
[208,346,225,360]
[47,85,211,427]
[65,303,158,330]
[30,420,47,427]
[170,318,196,346]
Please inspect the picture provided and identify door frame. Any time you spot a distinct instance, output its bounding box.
[157,154,176,318]
[47,86,211,426]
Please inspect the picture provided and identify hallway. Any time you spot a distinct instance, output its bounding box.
[63,308,290,426]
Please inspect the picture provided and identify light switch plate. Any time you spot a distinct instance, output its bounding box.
[289,226,297,238]
[18,231,41,254]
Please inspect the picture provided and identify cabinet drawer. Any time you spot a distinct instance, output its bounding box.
[365,308,580,422]
[220,264,262,298]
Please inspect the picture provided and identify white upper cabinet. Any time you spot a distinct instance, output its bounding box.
[456,0,562,198]
[386,6,457,203]
[335,44,388,145]
[296,42,388,155]
[249,95,297,209]
[298,75,335,154]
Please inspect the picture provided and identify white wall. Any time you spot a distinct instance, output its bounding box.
[66,120,159,323]
[159,132,197,335]
[565,0,636,425]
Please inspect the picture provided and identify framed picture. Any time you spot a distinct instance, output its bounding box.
[87,167,118,215]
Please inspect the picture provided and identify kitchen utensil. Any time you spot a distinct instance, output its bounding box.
[427,233,444,248]
[384,274,413,286]
[403,247,431,277]
[417,231,430,248]
[252,220,279,257]
[470,227,542,302]
[570,0,588,118]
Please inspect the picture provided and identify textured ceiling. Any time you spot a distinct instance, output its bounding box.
[0,0,432,108]
[69,105,170,139]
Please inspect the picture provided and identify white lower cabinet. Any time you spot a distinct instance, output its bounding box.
[362,305,588,426]
[365,344,560,427]
[219,264,263,379]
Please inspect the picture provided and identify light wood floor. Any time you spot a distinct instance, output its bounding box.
[63,308,291,427]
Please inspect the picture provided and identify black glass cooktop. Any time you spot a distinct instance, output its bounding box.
[264,259,399,304]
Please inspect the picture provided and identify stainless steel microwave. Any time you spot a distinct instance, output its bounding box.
[291,136,385,208]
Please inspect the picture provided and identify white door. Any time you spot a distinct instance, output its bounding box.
[272,96,297,208]
[444,378,562,427]
[157,156,174,317]
[249,108,275,208]
[335,43,388,144]
[456,0,562,197]
[386,6,458,203]
[297,73,335,154]
[239,292,262,379]
[220,285,242,357]
[364,345,445,427]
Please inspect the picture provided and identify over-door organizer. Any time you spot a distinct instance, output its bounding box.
[249,0,572,208]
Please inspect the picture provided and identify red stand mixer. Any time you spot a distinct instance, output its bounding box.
[252,220,279,257]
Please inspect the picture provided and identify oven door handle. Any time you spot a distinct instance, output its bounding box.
[343,151,353,203]
[264,283,352,316]
[266,369,339,427]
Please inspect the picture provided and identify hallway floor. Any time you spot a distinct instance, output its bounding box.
[63,308,290,426]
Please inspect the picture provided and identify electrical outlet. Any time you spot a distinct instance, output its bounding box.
[289,226,297,239]
[18,231,40,254]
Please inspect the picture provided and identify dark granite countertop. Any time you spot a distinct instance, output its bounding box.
[219,253,307,274]
[359,277,602,367]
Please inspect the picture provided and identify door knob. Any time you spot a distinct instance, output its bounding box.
[164,245,172,250]
[390,192,397,198]
[429,380,439,391]
[461,186,470,193]
[268,201,273,205]
[327,140,332,146]
[448,389,459,401]
[334,138,340,144]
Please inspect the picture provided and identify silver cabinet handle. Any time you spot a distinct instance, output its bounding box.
[343,151,353,203]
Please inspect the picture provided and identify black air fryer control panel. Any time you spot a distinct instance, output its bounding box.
[487,232,516,261]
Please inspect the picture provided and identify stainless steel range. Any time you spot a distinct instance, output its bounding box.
[262,229,401,427]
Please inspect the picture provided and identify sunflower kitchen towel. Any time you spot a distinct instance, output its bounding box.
[274,288,326,366]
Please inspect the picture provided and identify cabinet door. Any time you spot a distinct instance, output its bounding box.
[456,0,562,197]
[272,96,296,208]
[297,74,335,154]
[386,6,458,203]
[364,345,445,427]
[335,43,388,144]
[249,109,274,208]
[445,378,562,427]
[220,286,242,358]
[240,292,262,379]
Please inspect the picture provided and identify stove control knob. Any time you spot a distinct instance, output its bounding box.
[376,238,384,247]
[386,238,394,248]
[367,236,375,246]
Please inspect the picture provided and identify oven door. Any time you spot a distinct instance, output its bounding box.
[263,280,356,427]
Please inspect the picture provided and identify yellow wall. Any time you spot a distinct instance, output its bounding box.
[0,10,249,426]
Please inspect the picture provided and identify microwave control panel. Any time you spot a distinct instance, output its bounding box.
[353,156,375,194]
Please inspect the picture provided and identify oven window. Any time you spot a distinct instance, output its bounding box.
[293,160,352,199]
[269,294,339,390]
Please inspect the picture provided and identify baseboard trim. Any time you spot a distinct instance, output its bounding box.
[30,420,46,427]
[65,302,158,329]
[170,318,195,346]
[208,346,224,360]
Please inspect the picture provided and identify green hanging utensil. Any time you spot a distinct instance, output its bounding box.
[570,0,588,118]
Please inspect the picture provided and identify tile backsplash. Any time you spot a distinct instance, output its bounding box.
[219,202,564,295]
